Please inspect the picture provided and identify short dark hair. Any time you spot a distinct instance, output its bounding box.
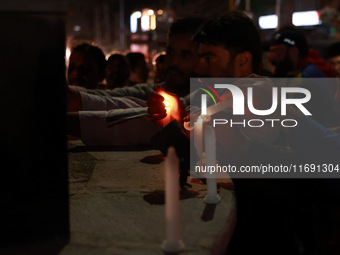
[72,43,106,72]
[327,42,340,59]
[168,17,204,38]
[193,11,262,74]
[108,53,126,63]
[107,53,130,80]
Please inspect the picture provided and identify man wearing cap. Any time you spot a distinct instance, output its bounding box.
[268,27,337,78]
[267,27,340,127]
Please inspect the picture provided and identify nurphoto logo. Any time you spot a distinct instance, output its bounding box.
[200,83,312,128]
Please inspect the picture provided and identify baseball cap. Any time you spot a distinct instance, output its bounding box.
[263,27,309,57]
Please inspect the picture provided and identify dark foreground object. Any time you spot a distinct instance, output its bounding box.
[0,11,69,254]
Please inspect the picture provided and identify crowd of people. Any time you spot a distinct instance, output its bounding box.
[67,46,155,90]
[66,10,340,255]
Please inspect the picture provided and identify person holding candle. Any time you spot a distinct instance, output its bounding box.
[67,17,203,111]
[147,11,326,255]
[147,11,264,142]
[67,17,204,146]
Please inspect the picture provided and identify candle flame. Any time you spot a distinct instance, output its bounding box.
[159,91,178,120]
[160,91,175,106]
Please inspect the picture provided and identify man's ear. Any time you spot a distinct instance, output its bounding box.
[234,51,253,77]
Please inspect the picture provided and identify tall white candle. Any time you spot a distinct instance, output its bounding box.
[194,117,203,159]
[161,147,185,252]
[204,126,221,204]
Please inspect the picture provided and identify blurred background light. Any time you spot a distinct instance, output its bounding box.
[259,15,278,29]
[292,11,321,26]
[130,11,141,33]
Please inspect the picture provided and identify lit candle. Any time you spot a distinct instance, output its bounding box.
[194,117,203,159]
[161,146,185,252]
[204,126,221,204]
[163,100,171,127]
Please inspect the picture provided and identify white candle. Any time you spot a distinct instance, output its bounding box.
[200,99,233,123]
[161,147,185,252]
[163,101,171,127]
[194,117,203,159]
[204,126,221,204]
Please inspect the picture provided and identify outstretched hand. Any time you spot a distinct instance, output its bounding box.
[147,85,188,127]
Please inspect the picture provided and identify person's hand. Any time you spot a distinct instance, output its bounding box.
[147,91,166,123]
[147,85,188,127]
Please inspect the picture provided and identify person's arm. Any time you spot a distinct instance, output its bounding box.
[67,109,161,147]
[86,83,158,100]
[80,92,147,111]
[68,85,151,112]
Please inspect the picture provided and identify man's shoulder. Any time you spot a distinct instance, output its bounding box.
[301,63,326,78]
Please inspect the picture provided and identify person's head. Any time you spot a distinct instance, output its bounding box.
[267,27,309,76]
[328,42,340,75]
[68,43,106,89]
[106,53,130,89]
[126,52,149,84]
[164,16,204,97]
[193,11,262,78]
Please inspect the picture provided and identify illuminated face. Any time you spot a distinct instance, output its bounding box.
[196,43,235,78]
[329,55,340,75]
[164,33,198,97]
[68,51,103,89]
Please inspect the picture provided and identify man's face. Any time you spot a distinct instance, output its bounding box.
[196,43,235,78]
[68,51,102,89]
[106,59,128,87]
[164,33,198,97]
[268,44,288,66]
[268,44,294,77]
[134,59,149,83]
[329,55,340,75]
